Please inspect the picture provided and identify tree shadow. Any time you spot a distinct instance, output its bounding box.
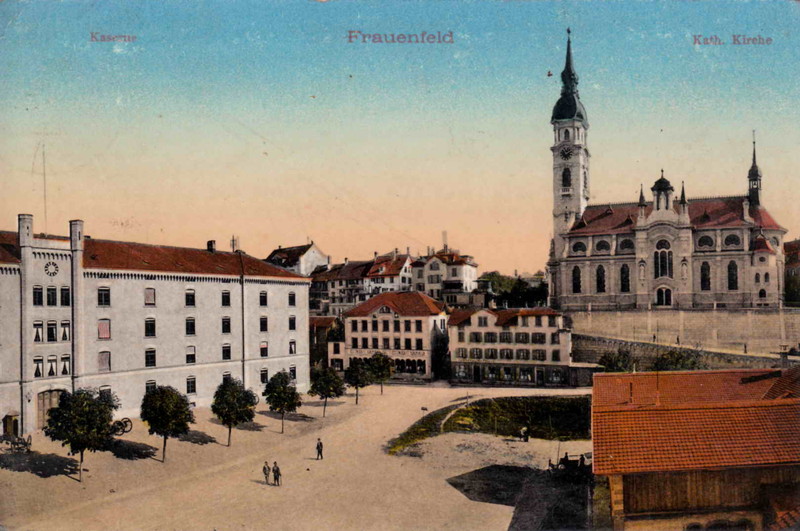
[107,439,159,460]
[178,430,217,445]
[257,411,313,423]
[302,399,346,409]
[0,450,79,479]
[209,419,266,432]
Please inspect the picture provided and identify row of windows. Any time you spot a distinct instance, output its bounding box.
[461,331,559,345]
[32,286,70,307]
[454,365,564,383]
[33,321,70,343]
[455,348,554,361]
[352,319,424,333]
[338,357,425,375]
[470,315,558,328]
[97,340,294,373]
[571,234,752,257]
[95,316,296,340]
[571,260,744,294]
[351,337,424,350]
[32,355,70,378]
[141,366,297,396]
[94,288,295,308]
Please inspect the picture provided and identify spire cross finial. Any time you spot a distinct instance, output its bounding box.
[567,27,571,36]
[661,168,664,178]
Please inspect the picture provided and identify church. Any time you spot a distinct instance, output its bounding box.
[546,31,788,311]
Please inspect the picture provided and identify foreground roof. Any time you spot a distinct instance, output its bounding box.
[345,291,445,318]
[592,369,800,475]
[264,243,313,269]
[568,197,784,236]
[0,231,305,279]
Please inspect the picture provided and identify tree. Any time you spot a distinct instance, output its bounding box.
[263,371,302,433]
[44,388,119,482]
[308,366,346,417]
[344,358,373,405]
[369,352,393,394]
[211,378,258,447]
[650,350,708,372]
[140,385,194,462]
[598,348,637,372]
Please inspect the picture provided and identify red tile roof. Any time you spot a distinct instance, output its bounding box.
[593,399,800,475]
[84,239,305,279]
[0,231,20,264]
[367,254,410,278]
[415,252,477,267]
[765,485,800,531]
[0,230,305,279]
[568,197,784,236]
[345,291,445,318]
[312,260,373,282]
[592,370,800,475]
[265,244,313,269]
[310,316,337,329]
[447,307,561,327]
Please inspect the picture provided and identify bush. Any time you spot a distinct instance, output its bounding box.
[386,404,459,455]
[443,396,591,440]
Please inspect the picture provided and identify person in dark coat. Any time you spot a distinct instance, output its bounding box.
[316,438,324,460]
[262,460,270,485]
[272,461,281,486]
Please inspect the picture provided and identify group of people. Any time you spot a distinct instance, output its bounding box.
[261,438,324,486]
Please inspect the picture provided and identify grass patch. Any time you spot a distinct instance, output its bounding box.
[386,404,460,455]
[443,396,591,440]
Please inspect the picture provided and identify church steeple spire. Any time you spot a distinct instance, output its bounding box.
[561,28,579,95]
[551,29,587,126]
[748,130,762,206]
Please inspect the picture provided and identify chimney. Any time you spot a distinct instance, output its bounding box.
[406,246,410,256]
[207,240,216,253]
[374,251,378,259]
[393,248,398,259]
[344,257,349,265]
[278,245,282,250]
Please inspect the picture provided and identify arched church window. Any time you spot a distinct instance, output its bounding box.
[563,129,570,141]
[759,289,767,299]
[572,266,582,294]
[654,241,673,279]
[701,262,711,291]
[595,240,610,252]
[620,264,631,293]
[724,234,741,247]
[765,272,770,283]
[655,288,672,306]
[698,236,714,248]
[619,239,635,252]
[755,273,760,284]
[596,266,606,293]
[562,168,572,188]
[727,261,739,291]
[571,242,586,254]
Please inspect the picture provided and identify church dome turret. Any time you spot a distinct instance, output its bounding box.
[551,29,588,126]
[651,170,674,193]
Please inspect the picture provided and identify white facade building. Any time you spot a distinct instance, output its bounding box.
[327,291,448,380]
[411,248,478,301]
[265,242,329,277]
[0,215,311,436]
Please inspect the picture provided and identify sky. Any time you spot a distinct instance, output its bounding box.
[1,0,799,275]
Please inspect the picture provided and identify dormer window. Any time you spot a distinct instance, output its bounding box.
[698,236,714,249]
[724,234,741,247]
[572,242,587,254]
[595,240,610,252]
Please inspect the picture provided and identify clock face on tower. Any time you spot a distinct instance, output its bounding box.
[44,261,59,277]
[559,147,574,160]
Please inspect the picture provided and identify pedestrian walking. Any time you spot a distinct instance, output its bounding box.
[316,438,324,460]
[262,460,271,485]
[272,461,282,486]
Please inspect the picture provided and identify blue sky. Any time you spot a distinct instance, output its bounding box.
[1,0,798,272]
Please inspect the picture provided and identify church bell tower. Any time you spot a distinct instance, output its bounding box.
[551,28,590,260]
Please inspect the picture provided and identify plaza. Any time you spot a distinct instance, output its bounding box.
[1,384,589,531]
